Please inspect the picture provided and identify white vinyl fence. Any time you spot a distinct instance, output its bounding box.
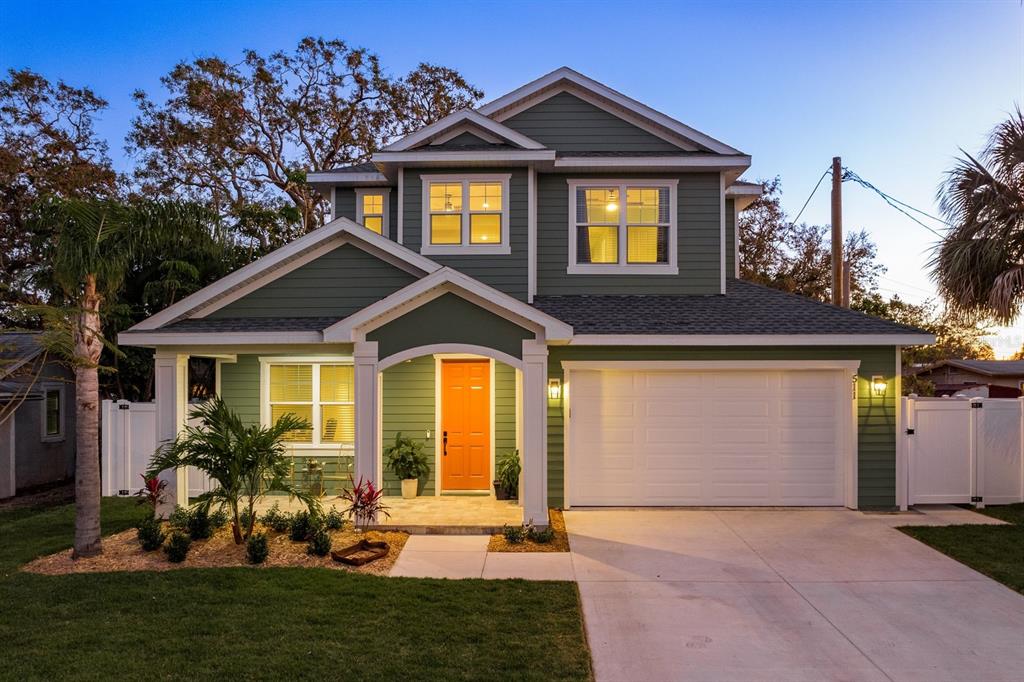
[902,396,1024,508]
[101,400,212,497]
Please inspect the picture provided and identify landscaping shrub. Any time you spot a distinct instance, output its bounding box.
[527,525,555,544]
[165,532,192,563]
[137,516,166,551]
[186,507,214,540]
[289,510,317,541]
[246,532,270,564]
[167,505,190,530]
[307,527,332,557]
[323,508,345,531]
[239,509,253,533]
[502,524,527,544]
[261,502,293,532]
[209,507,229,529]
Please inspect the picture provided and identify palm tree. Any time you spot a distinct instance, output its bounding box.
[31,198,214,558]
[932,109,1024,323]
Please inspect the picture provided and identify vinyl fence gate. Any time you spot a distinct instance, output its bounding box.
[902,396,1024,508]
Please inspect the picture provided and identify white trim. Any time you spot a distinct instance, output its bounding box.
[553,155,750,170]
[125,218,440,332]
[323,267,572,343]
[382,109,547,151]
[420,173,512,256]
[396,167,404,245]
[895,346,906,511]
[39,383,66,442]
[429,123,503,146]
[720,172,726,294]
[520,339,548,524]
[478,67,743,156]
[527,165,537,303]
[355,187,391,239]
[329,186,336,222]
[373,150,555,164]
[307,171,389,185]
[560,360,862,371]
[566,178,679,276]
[258,356,356,452]
[568,334,936,346]
[379,344,523,372]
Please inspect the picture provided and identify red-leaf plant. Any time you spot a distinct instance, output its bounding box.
[339,475,391,530]
[135,475,167,516]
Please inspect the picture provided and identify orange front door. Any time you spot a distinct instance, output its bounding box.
[441,360,491,491]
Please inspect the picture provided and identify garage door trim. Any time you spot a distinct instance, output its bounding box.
[561,360,860,509]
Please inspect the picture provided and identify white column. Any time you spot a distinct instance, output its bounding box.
[521,340,548,526]
[353,341,380,497]
[154,352,188,516]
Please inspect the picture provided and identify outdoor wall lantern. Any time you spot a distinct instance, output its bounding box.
[547,378,562,401]
[871,375,887,397]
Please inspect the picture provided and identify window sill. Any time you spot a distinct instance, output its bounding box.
[421,244,512,256]
[566,264,679,276]
[40,434,65,443]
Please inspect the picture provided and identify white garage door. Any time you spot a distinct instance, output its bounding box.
[568,368,848,506]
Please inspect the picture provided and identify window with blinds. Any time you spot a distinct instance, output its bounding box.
[575,184,671,265]
[267,363,354,447]
[421,174,511,253]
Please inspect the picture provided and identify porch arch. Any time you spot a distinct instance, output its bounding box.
[378,344,524,372]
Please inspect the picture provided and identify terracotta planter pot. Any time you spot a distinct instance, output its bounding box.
[401,479,418,499]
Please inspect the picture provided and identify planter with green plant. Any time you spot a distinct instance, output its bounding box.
[494,449,520,500]
[383,432,430,499]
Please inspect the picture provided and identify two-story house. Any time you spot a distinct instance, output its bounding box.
[121,68,932,523]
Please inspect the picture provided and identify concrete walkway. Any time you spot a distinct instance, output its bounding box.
[389,534,574,580]
[566,507,1024,682]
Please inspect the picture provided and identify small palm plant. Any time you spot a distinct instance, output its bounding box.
[147,397,319,544]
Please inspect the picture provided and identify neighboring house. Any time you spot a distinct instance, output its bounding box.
[912,359,1024,398]
[119,67,932,522]
[0,333,75,499]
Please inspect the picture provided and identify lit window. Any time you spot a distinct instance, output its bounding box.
[355,188,390,237]
[42,388,63,439]
[422,175,510,253]
[267,363,354,447]
[569,180,677,274]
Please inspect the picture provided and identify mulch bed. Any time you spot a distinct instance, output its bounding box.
[22,523,408,576]
[487,509,570,553]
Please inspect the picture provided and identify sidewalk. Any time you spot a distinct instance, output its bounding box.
[389,535,575,580]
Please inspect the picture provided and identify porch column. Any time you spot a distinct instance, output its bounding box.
[154,352,188,516]
[521,340,548,526]
[353,342,380,493]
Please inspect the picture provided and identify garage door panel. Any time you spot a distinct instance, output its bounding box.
[568,368,846,507]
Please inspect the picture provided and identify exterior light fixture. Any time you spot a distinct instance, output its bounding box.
[871,375,887,397]
[547,378,562,401]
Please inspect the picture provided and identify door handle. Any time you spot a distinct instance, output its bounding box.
[443,431,448,456]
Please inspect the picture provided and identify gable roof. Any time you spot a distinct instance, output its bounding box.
[381,109,547,152]
[123,218,441,333]
[477,67,744,156]
[0,332,44,380]
[914,359,1024,377]
[532,280,934,344]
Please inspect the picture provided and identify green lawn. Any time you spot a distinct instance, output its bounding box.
[900,503,1024,595]
[0,499,592,681]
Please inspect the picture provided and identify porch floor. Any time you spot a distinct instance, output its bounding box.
[258,494,522,534]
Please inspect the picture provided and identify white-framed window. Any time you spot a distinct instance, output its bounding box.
[40,384,65,442]
[259,358,354,449]
[355,187,390,238]
[420,173,511,255]
[567,179,678,275]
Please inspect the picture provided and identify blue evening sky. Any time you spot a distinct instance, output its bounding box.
[2,1,1021,352]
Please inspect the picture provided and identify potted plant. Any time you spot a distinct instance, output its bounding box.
[383,432,430,499]
[495,449,521,500]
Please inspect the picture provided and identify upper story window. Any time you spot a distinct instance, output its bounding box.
[421,174,511,255]
[262,360,354,449]
[355,188,390,237]
[567,179,678,275]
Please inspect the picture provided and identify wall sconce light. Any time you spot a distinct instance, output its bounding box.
[871,375,887,397]
[547,378,562,401]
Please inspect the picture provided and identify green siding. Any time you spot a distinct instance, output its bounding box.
[401,167,529,300]
[220,354,260,425]
[382,356,436,496]
[725,198,736,278]
[545,346,898,510]
[334,187,357,222]
[536,172,722,295]
[367,293,534,362]
[495,361,517,457]
[208,243,416,318]
[503,92,683,153]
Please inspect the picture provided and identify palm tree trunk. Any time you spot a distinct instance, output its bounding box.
[72,274,104,559]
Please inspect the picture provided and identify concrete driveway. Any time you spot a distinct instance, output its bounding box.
[565,507,1024,682]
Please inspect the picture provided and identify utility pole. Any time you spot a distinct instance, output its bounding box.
[831,156,844,306]
[842,260,851,308]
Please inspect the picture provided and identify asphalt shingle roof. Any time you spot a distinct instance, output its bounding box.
[531,280,928,336]
[0,332,44,380]
[160,317,339,333]
[934,359,1024,376]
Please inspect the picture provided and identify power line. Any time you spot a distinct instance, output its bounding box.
[840,169,948,239]
[790,166,831,226]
